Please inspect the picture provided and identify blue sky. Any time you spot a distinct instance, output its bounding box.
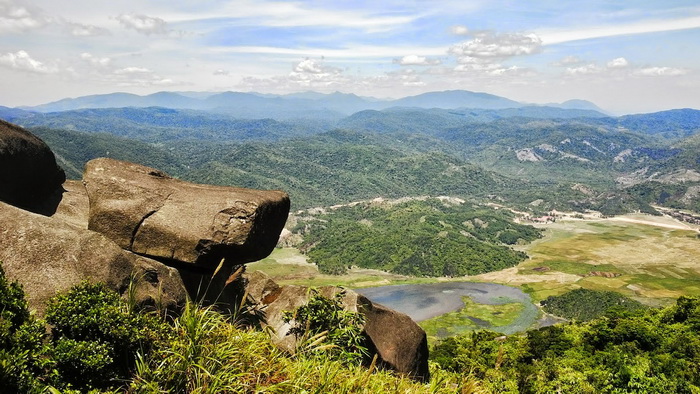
[1,0,699,113]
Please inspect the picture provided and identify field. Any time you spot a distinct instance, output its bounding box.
[247,247,438,288]
[477,213,700,306]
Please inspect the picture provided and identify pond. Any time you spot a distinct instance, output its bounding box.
[356,281,561,335]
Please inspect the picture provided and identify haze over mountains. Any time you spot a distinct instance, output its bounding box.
[10,89,610,120]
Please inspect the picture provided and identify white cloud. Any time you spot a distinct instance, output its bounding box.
[565,64,602,75]
[607,57,629,69]
[215,45,445,58]
[0,0,50,32]
[293,58,328,74]
[394,55,441,66]
[74,53,180,87]
[552,55,583,66]
[114,67,152,74]
[450,25,469,36]
[633,67,687,77]
[80,52,111,67]
[238,58,428,93]
[289,59,347,87]
[110,69,178,87]
[213,69,230,76]
[449,32,542,59]
[0,50,55,73]
[116,13,167,35]
[166,1,422,33]
[447,31,541,77]
[539,16,700,45]
[68,22,109,36]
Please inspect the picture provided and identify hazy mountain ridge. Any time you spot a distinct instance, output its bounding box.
[17,89,607,118]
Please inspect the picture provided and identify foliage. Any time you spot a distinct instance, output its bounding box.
[0,264,50,393]
[282,289,368,364]
[28,114,692,215]
[44,281,167,391]
[541,288,647,322]
[295,199,541,276]
[431,296,700,393]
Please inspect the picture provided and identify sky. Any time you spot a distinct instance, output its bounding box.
[1,0,699,114]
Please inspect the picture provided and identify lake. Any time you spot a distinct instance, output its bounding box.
[356,281,560,335]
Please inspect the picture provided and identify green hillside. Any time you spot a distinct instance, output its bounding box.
[293,198,542,276]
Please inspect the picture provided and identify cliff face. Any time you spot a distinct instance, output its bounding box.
[0,120,429,380]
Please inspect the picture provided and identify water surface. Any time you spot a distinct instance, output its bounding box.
[356,281,556,334]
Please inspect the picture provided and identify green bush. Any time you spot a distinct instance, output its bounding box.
[541,288,646,321]
[0,264,51,393]
[45,281,167,391]
[283,290,368,364]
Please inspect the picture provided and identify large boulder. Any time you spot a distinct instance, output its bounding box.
[0,120,66,210]
[0,201,187,316]
[83,158,290,270]
[244,270,430,381]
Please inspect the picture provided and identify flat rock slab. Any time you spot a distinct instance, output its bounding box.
[83,158,290,269]
[0,201,187,316]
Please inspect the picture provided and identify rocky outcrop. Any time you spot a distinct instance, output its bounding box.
[0,119,65,210]
[0,201,187,316]
[0,121,429,382]
[83,158,290,270]
[244,270,430,381]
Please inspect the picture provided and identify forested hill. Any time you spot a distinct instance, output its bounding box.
[292,198,542,276]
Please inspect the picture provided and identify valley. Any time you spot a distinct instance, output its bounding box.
[6,90,700,340]
[4,88,700,390]
[250,209,700,337]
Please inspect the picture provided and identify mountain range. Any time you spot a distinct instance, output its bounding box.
[2,88,700,215]
[13,90,608,120]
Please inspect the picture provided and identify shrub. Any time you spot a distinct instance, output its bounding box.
[283,290,368,364]
[45,281,166,391]
[0,263,50,393]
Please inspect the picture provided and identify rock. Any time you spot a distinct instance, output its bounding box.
[244,270,430,381]
[51,179,90,229]
[0,201,187,316]
[83,158,290,269]
[0,120,66,210]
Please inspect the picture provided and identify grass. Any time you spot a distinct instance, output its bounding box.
[420,297,525,344]
[490,215,700,304]
[130,301,486,393]
[247,248,442,288]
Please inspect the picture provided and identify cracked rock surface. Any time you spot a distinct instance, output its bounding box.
[83,158,290,270]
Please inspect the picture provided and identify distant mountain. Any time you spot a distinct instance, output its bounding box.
[17,89,613,119]
[616,109,700,138]
[0,106,32,121]
[10,107,324,142]
[385,90,522,110]
[549,99,610,114]
[22,92,199,112]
